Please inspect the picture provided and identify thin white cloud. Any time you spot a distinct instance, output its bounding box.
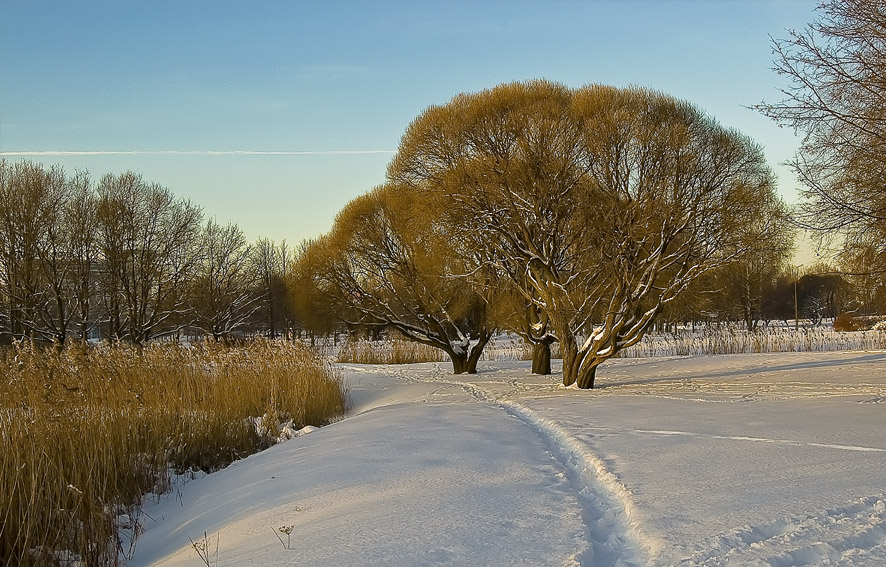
[0,150,396,156]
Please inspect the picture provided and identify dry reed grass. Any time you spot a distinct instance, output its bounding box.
[481,336,563,361]
[0,339,346,567]
[336,337,448,364]
[333,335,559,364]
[333,326,886,366]
[619,326,886,358]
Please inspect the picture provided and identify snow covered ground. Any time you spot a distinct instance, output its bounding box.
[127,351,886,566]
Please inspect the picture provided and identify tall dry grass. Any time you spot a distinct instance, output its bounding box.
[335,334,560,364]
[0,339,346,567]
[618,326,886,358]
[333,327,886,365]
[336,337,448,364]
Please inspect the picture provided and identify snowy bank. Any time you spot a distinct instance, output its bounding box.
[128,351,886,566]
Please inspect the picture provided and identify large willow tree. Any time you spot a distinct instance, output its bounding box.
[300,183,497,374]
[389,80,786,388]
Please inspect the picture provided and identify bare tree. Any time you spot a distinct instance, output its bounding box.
[65,171,100,340]
[251,238,293,338]
[0,160,43,338]
[96,172,203,343]
[190,220,262,339]
[390,81,784,388]
[757,0,886,265]
[31,165,79,344]
[0,160,75,342]
[709,195,796,331]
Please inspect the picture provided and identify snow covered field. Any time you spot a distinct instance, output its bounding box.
[128,351,886,566]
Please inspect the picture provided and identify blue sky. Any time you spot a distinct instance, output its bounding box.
[1,1,819,247]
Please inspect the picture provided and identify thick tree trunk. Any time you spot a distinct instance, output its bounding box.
[561,333,606,389]
[531,341,552,375]
[450,351,469,374]
[576,362,598,389]
[560,334,579,387]
[465,352,481,374]
[464,331,493,374]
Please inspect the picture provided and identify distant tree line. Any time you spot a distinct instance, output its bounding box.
[656,262,863,333]
[0,160,294,344]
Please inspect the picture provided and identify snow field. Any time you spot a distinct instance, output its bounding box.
[411,373,657,566]
[504,352,886,565]
[128,351,886,566]
[677,495,886,565]
[128,372,587,566]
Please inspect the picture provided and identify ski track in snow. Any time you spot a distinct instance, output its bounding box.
[451,379,653,567]
[351,364,656,567]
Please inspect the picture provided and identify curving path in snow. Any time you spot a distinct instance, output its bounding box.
[348,363,655,566]
[127,364,592,566]
[127,351,886,566]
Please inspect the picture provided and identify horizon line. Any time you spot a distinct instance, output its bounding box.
[0,149,397,157]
